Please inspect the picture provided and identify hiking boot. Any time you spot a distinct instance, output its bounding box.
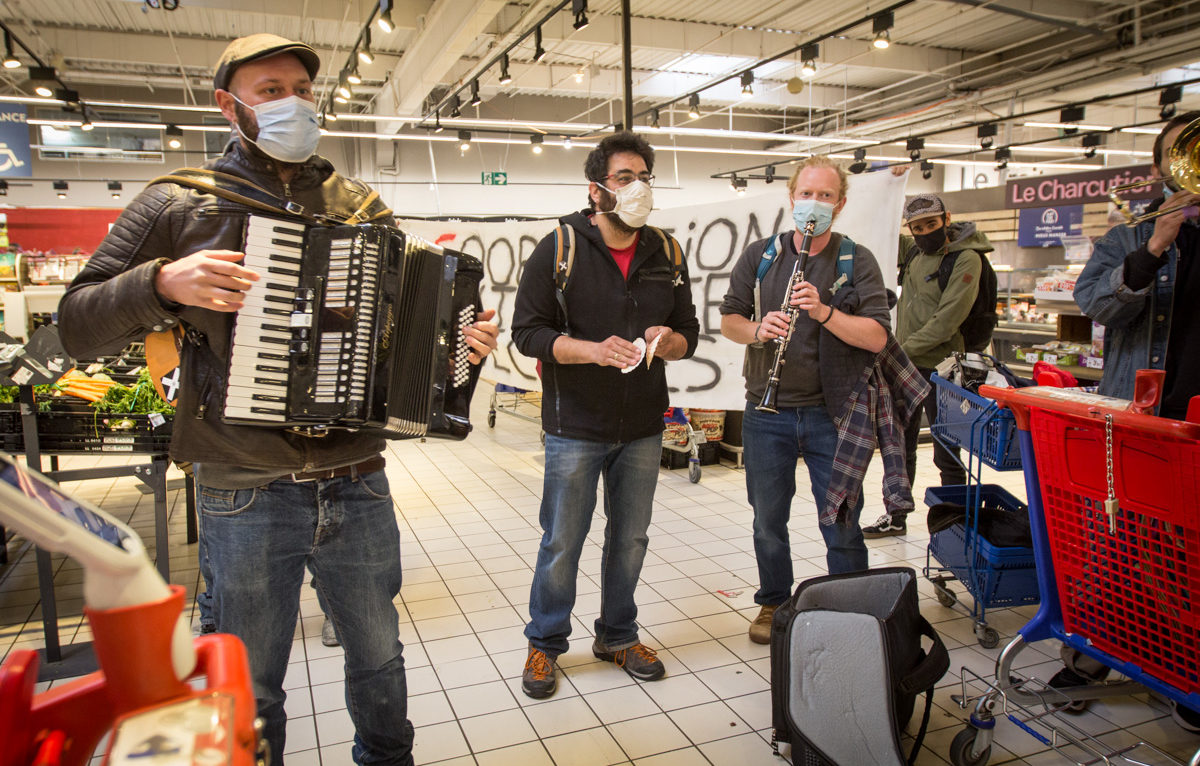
[748,604,779,644]
[321,617,340,648]
[862,513,906,539]
[592,640,665,681]
[522,645,557,699]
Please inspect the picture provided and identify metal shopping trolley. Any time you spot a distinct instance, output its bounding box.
[946,371,1200,766]
[924,374,1039,649]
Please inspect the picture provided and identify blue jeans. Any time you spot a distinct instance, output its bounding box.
[742,404,868,603]
[199,469,413,766]
[525,433,661,657]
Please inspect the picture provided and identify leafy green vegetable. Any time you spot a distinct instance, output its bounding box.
[92,369,174,416]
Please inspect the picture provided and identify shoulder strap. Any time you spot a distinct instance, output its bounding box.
[552,224,576,333]
[646,225,684,285]
[149,168,394,226]
[833,235,856,293]
[756,233,789,283]
[936,250,961,291]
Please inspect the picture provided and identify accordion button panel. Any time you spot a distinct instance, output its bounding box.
[225,217,308,423]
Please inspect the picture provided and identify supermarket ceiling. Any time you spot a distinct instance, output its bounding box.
[1,0,1198,175]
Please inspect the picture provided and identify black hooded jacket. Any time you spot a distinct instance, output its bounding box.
[512,210,700,442]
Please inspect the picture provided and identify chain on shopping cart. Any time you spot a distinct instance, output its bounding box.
[1104,413,1118,533]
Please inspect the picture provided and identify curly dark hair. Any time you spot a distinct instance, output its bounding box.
[1154,110,1200,170]
[583,131,655,207]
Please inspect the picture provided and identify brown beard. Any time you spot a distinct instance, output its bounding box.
[595,185,639,236]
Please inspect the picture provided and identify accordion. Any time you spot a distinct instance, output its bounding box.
[222,215,483,440]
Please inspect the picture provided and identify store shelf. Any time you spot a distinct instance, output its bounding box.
[1006,361,1102,382]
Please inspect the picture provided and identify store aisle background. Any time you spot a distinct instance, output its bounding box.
[0,383,1196,766]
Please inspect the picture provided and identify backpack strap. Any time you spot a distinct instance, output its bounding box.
[832,235,856,294]
[646,225,684,286]
[754,233,790,322]
[552,224,576,334]
[935,250,961,292]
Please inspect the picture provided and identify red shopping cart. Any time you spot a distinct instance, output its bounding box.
[946,371,1200,766]
[0,453,264,766]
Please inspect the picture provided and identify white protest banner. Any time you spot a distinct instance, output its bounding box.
[399,169,907,409]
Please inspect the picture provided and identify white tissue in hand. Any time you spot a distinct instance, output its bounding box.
[645,332,662,368]
[622,338,646,374]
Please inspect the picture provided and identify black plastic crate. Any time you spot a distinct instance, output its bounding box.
[661,441,719,469]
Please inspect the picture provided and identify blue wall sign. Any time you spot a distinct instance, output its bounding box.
[0,104,31,177]
[1017,205,1083,247]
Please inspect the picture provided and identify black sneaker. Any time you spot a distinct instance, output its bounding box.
[592,640,666,681]
[862,513,906,539]
[521,645,557,699]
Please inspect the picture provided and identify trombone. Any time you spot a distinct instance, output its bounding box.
[1107,115,1200,225]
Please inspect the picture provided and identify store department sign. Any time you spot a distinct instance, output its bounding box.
[1017,205,1083,247]
[0,104,32,178]
[399,170,907,409]
[1005,164,1159,209]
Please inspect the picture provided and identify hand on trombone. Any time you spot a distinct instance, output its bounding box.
[1149,191,1200,257]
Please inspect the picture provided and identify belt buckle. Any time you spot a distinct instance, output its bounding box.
[289,469,330,483]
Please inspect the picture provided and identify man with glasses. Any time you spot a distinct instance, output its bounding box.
[512,131,699,698]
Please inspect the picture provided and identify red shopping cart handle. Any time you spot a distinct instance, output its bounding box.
[983,371,1200,438]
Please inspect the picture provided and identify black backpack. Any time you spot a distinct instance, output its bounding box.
[899,245,998,353]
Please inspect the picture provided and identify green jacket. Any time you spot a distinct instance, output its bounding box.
[896,221,993,368]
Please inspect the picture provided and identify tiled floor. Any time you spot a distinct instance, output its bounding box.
[2,383,1198,765]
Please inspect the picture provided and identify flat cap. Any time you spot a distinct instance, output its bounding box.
[213,33,320,91]
[902,193,947,225]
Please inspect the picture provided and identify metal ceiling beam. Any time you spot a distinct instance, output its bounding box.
[371,0,508,120]
[172,0,433,28]
[939,0,1108,36]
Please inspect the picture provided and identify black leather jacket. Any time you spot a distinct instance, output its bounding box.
[58,143,393,470]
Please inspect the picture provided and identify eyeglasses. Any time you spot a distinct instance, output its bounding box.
[602,171,655,187]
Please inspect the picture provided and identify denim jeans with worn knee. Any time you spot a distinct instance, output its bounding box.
[199,469,413,766]
[742,403,867,604]
[525,433,661,657]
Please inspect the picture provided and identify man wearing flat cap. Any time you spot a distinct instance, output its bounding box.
[58,34,499,766]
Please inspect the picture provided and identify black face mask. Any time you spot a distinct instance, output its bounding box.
[913,225,948,255]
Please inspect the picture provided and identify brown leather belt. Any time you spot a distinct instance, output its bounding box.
[287,455,386,483]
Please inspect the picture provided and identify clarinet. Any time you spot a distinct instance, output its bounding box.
[756,219,816,414]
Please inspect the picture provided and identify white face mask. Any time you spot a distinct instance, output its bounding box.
[231,94,321,164]
[600,179,654,229]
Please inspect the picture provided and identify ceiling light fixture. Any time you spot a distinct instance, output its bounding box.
[1159,84,1183,120]
[449,95,461,119]
[499,54,512,85]
[872,11,893,49]
[337,79,352,100]
[1058,106,1085,135]
[764,165,776,184]
[346,67,363,86]
[977,123,997,149]
[53,180,68,199]
[325,109,338,122]
[376,0,395,34]
[906,137,924,161]
[3,32,19,69]
[165,124,183,149]
[687,93,700,120]
[458,130,471,151]
[533,26,547,62]
[650,108,660,129]
[995,147,1011,170]
[574,65,586,84]
[800,42,818,77]
[849,147,868,174]
[358,29,374,65]
[732,176,748,195]
[0,180,8,196]
[740,70,754,96]
[572,0,589,30]
[1082,133,1102,159]
[1024,121,1111,131]
[562,136,572,149]
[29,66,56,98]
[80,115,93,131]
[108,180,122,199]
[530,133,544,154]
[920,159,934,180]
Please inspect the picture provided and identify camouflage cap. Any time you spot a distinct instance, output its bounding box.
[902,193,947,225]
[213,33,320,91]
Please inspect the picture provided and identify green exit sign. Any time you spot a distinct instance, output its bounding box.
[482,171,508,186]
